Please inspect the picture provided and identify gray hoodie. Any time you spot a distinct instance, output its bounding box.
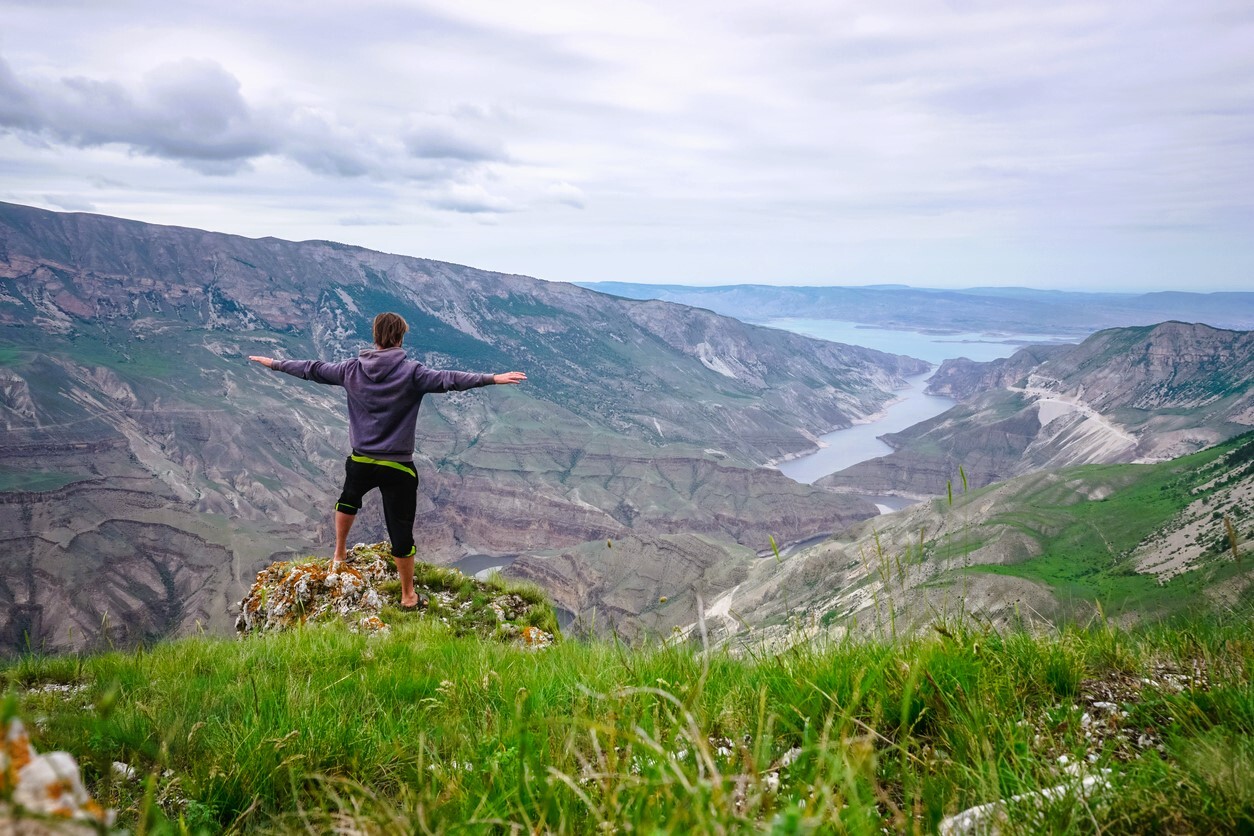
[271,348,493,460]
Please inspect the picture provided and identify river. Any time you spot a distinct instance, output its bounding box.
[768,319,1075,485]
[776,371,954,484]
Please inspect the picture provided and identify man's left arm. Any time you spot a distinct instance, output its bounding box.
[414,367,526,393]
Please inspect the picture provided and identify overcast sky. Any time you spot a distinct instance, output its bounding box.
[2,1,1253,291]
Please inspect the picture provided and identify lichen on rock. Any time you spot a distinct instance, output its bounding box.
[236,543,394,634]
[1,717,114,832]
[236,542,559,648]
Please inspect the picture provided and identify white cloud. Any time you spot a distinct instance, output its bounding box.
[428,183,514,214]
[546,181,586,209]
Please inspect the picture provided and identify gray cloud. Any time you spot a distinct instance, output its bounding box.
[428,184,515,214]
[405,116,508,162]
[0,57,273,173]
[0,55,510,183]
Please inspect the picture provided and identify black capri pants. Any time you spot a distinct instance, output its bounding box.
[335,454,419,558]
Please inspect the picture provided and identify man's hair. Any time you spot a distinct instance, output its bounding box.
[373,312,408,349]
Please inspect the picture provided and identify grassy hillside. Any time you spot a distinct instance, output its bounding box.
[720,433,1254,648]
[4,614,1252,833]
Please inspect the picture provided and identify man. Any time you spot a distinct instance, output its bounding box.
[249,311,525,609]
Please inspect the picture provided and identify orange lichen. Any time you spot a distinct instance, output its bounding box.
[6,726,33,775]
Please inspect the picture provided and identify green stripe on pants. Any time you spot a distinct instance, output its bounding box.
[349,455,417,478]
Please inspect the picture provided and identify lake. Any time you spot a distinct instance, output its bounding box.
[763,318,1072,366]
[770,319,1076,485]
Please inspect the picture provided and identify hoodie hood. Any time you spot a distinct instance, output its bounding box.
[357,347,408,382]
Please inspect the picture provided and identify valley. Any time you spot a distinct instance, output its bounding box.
[0,202,923,654]
[1,203,1251,655]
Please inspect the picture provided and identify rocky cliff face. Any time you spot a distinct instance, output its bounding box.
[820,322,1254,498]
[0,202,927,654]
[924,344,1071,401]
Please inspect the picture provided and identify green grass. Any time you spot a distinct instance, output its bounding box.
[953,436,1253,618]
[4,616,1252,834]
[0,466,84,493]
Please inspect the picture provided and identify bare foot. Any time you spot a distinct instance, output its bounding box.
[330,555,346,574]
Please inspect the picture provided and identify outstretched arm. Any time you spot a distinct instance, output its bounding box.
[413,366,527,394]
[248,355,349,385]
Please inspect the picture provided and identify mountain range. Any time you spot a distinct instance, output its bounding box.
[0,202,925,654]
[580,282,1254,337]
[697,430,1254,648]
[3,202,1250,655]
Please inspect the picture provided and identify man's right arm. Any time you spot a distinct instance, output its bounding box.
[248,356,350,386]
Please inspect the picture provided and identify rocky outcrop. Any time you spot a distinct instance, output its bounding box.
[925,344,1071,401]
[236,542,558,648]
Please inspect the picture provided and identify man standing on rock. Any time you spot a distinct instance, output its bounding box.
[249,312,526,608]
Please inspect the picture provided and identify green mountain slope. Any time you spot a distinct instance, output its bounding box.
[703,433,1254,647]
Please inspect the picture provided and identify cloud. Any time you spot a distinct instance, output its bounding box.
[0,56,273,173]
[404,114,508,162]
[0,55,487,181]
[428,183,514,214]
[546,181,586,208]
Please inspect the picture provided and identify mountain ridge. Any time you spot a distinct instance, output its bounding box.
[579,281,1254,336]
[0,202,925,654]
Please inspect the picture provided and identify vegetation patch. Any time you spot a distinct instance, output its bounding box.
[3,617,1251,833]
[0,467,84,493]
[236,542,559,645]
[958,436,1254,618]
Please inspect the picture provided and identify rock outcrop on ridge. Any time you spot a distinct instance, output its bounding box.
[236,543,558,649]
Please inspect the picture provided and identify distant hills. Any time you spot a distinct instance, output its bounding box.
[0,202,925,653]
[579,282,1254,336]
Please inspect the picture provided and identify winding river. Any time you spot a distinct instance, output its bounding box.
[768,320,1075,485]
